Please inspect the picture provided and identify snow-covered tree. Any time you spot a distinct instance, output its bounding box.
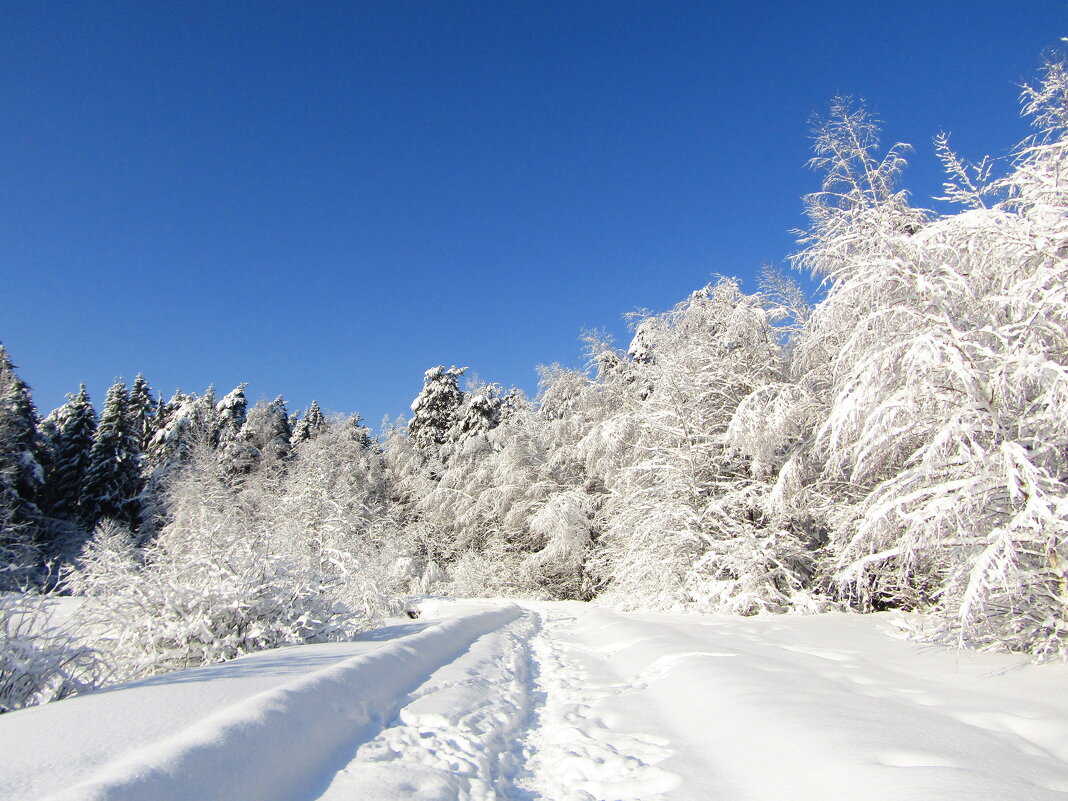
[212,383,253,479]
[408,366,467,449]
[147,388,222,474]
[292,400,327,444]
[0,345,44,564]
[449,382,503,445]
[42,385,97,521]
[80,381,141,528]
[223,396,293,478]
[594,280,821,614]
[270,415,404,614]
[252,395,289,457]
[127,374,156,453]
[770,63,1068,657]
[215,383,248,443]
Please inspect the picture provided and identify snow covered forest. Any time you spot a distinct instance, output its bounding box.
[3,52,1068,715]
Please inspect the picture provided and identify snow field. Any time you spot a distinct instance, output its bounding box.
[3,600,1068,801]
[565,607,1068,800]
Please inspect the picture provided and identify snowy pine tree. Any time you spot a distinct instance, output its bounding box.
[215,384,249,445]
[408,366,467,449]
[228,396,293,476]
[0,345,45,564]
[43,385,98,521]
[450,382,503,444]
[80,381,141,528]
[262,396,293,462]
[292,400,327,444]
[127,374,156,454]
[147,389,220,472]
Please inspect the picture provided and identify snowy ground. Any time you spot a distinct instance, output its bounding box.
[2,600,1067,801]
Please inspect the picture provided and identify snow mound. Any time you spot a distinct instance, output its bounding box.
[32,603,520,801]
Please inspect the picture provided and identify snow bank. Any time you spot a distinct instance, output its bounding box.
[32,603,520,801]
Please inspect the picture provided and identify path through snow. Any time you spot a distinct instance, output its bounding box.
[1,599,1067,800]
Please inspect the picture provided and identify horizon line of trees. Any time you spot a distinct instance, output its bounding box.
[0,356,344,573]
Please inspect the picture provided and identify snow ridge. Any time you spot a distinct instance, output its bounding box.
[43,604,521,801]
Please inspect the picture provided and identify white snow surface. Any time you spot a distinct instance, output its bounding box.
[2,599,1067,800]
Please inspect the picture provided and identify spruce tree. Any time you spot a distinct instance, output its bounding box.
[451,383,503,443]
[44,385,98,520]
[0,345,44,556]
[197,385,220,445]
[264,396,293,462]
[215,384,254,478]
[215,384,249,445]
[147,388,218,472]
[226,395,293,476]
[408,366,467,448]
[292,400,327,444]
[81,381,141,527]
[146,389,187,471]
[127,374,156,453]
[345,413,374,450]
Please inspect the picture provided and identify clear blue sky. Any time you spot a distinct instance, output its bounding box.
[2,2,1064,428]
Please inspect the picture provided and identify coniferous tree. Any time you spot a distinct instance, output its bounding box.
[215,384,249,446]
[146,390,188,471]
[36,410,60,490]
[199,385,219,443]
[0,346,45,557]
[228,396,293,475]
[127,374,156,454]
[151,393,171,449]
[147,389,219,473]
[345,413,374,450]
[264,396,293,462]
[81,381,141,527]
[44,385,98,521]
[450,382,502,444]
[292,400,327,444]
[408,366,467,449]
[215,384,256,479]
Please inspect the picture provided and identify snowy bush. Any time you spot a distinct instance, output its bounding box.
[66,464,367,682]
[520,489,598,600]
[0,591,99,713]
[445,535,544,599]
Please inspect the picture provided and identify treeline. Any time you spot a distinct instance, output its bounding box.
[2,52,1067,707]
[0,360,346,573]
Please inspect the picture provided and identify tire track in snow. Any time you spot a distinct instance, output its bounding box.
[315,609,541,800]
[45,605,523,801]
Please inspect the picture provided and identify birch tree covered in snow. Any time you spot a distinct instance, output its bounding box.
[596,280,822,614]
[785,69,1068,656]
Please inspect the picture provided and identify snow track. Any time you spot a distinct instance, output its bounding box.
[314,607,538,799]
[4,600,1068,801]
[514,606,679,801]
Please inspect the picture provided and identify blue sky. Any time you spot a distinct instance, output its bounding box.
[2,2,1064,428]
